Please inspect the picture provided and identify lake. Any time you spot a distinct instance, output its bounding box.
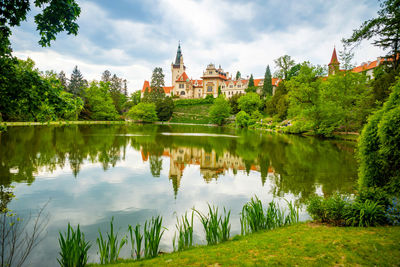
[0,124,357,266]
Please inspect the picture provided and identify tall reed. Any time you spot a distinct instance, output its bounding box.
[240,196,299,235]
[58,223,91,267]
[143,216,165,259]
[194,204,231,245]
[97,217,127,264]
[128,224,143,260]
[173,211,194,251]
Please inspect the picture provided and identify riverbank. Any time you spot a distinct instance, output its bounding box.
[90,223,400,266]
[0,120,127,126]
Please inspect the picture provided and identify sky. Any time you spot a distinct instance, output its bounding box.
[11,0,383,94]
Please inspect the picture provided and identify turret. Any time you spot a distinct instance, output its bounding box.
[328,47,340,75]
[171,42,186,86]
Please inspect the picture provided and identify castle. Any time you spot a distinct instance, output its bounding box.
[142,44,388,98]
[142,43,280,99]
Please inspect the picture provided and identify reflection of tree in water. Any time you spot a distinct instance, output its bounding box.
[0,124,358,203]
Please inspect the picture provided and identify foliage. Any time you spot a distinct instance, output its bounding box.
[97,217,127,264]
[248,74,254,87]
[307,195,349,225]
[155,97,174,121]
[265,81,288,120]
[358,78,400,193]
[371,65,398,104]
[386,197,400,225]
[144,216,165,259]
[286,64,301,80]
[193,205,231,245]
[238,93,262,114]
[128,224,143,260]
[127,103,158,122]
[228,93,243,114]
[235,111,250,128]
[143,67,165,103]
[174,98,214,106]
[262,65,273,97]
[68,66,86,97]
[58,224,91,267]
[172,212,194,252]
[84,81,119,121]
[240,196,298,235]
[344,0,400,70]
[235,71,241,80]
[209,96,231,126]
[274,55,295,79]
[345,200,386,227]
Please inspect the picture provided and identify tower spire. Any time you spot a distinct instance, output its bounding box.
[174,42,182,65]
[328,46,340,75]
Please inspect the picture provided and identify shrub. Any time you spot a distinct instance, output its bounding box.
[156,97,174,121]
[307,195,349,225]
[386,197,400,226]
[238,93,262,114]
[209,96,231,126]
[345,199,386,227]
[127,103,158,122]
[356,187,390,208]
[174,97,214,106]
[358,79,400,194]
[228,93,243,114]
[58,224,91,267]
[236,111,250,128]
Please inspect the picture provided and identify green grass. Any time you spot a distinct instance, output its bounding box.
[90,223,400,266]
[170,104,212,124]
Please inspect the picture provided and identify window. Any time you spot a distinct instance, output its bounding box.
[209,71,212,74]
[180,91,185,95]
[179,84,184,88]
[207,86,213,92]
[238,85,241,88]
[229,85,233,88]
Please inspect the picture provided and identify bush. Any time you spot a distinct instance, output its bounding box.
[356,187,390,208]
[209,96,231,126]
[156,97,174,121]
[238,93,262,114]
[174,97,214,106]
[228,93,243,114]
[358,79,400,194]
[345,199,386,227]
[307,195,349,225]
[236,111,250,128]
[128,103,158,122]
[386,197,400,225]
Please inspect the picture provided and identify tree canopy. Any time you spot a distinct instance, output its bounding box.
[274,55,295,79]
[262,65,273,97]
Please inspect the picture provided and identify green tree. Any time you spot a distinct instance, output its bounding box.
[274,55,295,79]
[68,66,86,97]
[156,97,174,121]
[0,0,80,55]
[286,64,301,80]
[128,103,158,122]
[101,70,112,82]
[265,81,289,120]
[209,96,231,126]
[84,81,118,121]
[235,71,241,80]
[248,74,254,87]
[57,70,68,90]
[238,93,262,114]
[344,0,400,70]
[262,65,273,97]
[147,67,165,103]
[235,111,250,128]
[228,93,243,114]
[358,78,400,194]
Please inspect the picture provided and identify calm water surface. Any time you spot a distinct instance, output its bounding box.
[0,124,357,266]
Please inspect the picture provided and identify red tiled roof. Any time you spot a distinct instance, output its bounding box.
[191,79,203,87]
[176,72,189,82]
[141,80,172,94]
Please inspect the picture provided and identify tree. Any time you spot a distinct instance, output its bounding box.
[274,55,295,79]
[265,81,288,120]
[235,71,241,80]
[101,70,112,82]
[344,0,400,70]
[358,78,400,194]
[286,64,301,80]
[248,74,254,87]
[228,93,243,114]
[236,111,250,128]
[209,96,231,126]
[156,97,174,121]
[128,103,158,122]
[68,66,86,97]
[0,0,80,55]
[262,65,273,97]
[58,70,68,90]
[238,93,262,114]
[84,81,118,121]
[148,67,165,102]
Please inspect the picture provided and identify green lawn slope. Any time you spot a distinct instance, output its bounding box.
[94,223,400,267]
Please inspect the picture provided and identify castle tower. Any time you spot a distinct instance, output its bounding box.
[328,47,340,75]
[171,42,186,86]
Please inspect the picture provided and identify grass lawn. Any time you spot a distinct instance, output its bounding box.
[92,223,400,266]
[170,104,212,124]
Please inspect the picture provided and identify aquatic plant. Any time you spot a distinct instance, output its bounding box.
[96,217,127,264]
[194,204,231,245]
[58,223,91,267]
[173,211,194,251]
[240,196,299,235]
[143,216,165,259]
[128,224,143,260]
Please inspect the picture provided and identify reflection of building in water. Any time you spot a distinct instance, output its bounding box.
[140,146,277,196]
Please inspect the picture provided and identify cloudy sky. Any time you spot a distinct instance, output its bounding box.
[11,0,383,93]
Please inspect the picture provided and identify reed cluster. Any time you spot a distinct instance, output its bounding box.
[240,197,299,235]
[172,211,194,251]
[96,217,127,264]
[57,224,91,267]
